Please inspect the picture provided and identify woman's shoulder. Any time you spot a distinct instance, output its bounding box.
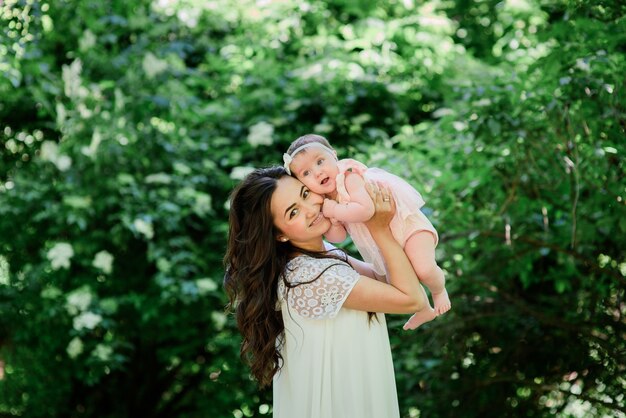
[285,255,350,283]
[280,255,362,320]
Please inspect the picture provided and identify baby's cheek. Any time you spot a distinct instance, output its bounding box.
[301,178,324,193]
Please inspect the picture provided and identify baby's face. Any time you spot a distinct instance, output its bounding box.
[290,149,339,196]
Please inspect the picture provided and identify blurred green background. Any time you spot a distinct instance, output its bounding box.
[1,0,624,417]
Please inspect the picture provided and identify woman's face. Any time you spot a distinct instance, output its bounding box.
[270,175,331,250]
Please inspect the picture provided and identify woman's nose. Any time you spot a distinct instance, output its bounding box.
[309,190,323,204]
[304,199,316,212]
[304,197,321,215]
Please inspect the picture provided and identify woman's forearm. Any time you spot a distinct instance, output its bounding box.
[370,229,428,310]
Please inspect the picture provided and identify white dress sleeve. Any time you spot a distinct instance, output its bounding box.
[282,257,360,320]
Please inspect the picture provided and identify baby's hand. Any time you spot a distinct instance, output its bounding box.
[337,158,368,176]
[322,198,338,218]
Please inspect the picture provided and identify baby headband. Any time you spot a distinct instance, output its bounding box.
[282,142,336,175]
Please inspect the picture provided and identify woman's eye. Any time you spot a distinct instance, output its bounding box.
[289,208,299,219]
[303,189,310,198]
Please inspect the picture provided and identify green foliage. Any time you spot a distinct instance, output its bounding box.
[382,3,626,416]
[1,0,624,417]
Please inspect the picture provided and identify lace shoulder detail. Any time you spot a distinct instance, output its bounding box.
[278,256,360,319]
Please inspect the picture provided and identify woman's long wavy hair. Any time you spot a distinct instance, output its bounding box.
[223,166,345,387]
[223,167,286,388]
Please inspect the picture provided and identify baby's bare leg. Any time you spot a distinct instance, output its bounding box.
[405,231,451,315]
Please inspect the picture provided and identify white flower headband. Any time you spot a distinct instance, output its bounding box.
[282,143,336,175]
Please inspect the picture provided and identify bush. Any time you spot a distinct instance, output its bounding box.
[0,0,624,417]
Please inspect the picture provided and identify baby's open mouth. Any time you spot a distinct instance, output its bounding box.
[321,178,329,185]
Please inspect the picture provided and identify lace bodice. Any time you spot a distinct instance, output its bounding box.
[278,255,360,320]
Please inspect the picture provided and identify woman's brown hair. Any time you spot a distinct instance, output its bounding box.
[224,165,376,387]
[224,166,288,387]
[223,166,349,387]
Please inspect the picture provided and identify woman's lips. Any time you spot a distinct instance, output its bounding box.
[310,212,323,226]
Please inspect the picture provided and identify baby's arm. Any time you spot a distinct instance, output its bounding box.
[347,255,387,282]
[323,219,347,243]
[337,158,368,176]
[323,173,375,223]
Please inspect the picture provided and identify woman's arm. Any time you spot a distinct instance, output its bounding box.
[343,184,428,314]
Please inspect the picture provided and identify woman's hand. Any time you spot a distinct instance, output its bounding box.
[364,182,395,233]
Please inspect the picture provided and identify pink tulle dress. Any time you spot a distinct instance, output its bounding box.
[336,162,438,276]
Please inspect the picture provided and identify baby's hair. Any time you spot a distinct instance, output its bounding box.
[286,134,334,155]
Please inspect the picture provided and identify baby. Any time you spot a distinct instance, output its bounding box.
[283,134,451,329]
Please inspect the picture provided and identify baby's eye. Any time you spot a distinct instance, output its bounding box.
[302,170,310,177]
[317,158,324,165]
[289,208,299,219]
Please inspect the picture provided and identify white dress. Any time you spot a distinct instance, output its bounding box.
[273,255,400,418]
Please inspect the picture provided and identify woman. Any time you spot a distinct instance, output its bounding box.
[224,166,429,418]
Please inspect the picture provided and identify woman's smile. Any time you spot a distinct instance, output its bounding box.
[309,212,324,227]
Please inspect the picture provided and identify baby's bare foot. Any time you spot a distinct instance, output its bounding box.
[433,289,451,316]
[403,308,437,330]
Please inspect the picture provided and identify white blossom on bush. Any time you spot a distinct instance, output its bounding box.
[81,129,102,158]
[73,311,102,331]
[230,166,255,180]
[54,155,72,171]
[66,286,93,315]
[211,311,226,330]
[0,255,8,286]
[145,173,172,184]
[47,242,74,270]
[193,193,212,216]
[92,251,114,274]
[177,8,200,28]
[143,52,168,78]
[247,121,274,147]
[133,218,154,239]
[39,141,72,171]
[93,344,113,361]
[62,59,85,99]
[79,30,96,52]
[67,337,84,359]
[196,278,218,295]
[40,141,59,162]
